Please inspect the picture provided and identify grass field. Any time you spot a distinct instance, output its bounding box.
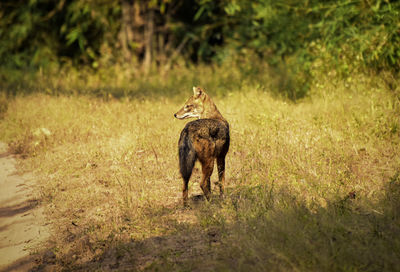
[0,70,400,271]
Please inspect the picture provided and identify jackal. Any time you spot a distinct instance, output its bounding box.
[174,87,230,205]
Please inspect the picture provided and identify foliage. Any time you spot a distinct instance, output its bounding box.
[1,0,399,72]
[0,0,120,68]
[1,0,399,99]
[198,0,400,98]
[214,0,400,71]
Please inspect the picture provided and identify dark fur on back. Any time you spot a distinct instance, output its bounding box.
[178,119,230,182]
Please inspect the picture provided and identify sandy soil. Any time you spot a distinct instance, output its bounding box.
[0,143,49,272]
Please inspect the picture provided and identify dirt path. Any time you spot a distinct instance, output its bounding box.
[0,142,49,272]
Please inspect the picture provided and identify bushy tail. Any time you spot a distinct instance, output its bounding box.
[178,129,196,182]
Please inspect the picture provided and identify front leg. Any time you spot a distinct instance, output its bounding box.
[182,179,189,206]
[217,157,226,198]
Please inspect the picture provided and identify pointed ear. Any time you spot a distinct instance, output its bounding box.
[193,86,203,98]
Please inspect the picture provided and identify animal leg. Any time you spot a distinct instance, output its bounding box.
[217,156,226,198]
[200,159,214,201]
[182,179,189,206]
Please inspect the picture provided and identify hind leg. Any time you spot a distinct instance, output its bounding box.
[194,138,215,201]
[200,158,214,201]
[217,156,226,198]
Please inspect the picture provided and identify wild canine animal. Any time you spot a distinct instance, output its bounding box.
[174,87,230,206]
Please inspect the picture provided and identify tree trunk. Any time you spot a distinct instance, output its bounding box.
[143,7,154,74]
[119,0,134,63]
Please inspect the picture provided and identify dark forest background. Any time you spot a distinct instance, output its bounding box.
[1,0,399,98]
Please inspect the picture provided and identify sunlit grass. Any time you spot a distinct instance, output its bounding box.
[0,71,399,270]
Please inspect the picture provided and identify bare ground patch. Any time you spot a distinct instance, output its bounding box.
[0,142,49,271]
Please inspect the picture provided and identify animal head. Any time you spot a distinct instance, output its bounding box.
[174,87,207,120]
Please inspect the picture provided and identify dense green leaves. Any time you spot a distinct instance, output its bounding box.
[0,0,399,97]
[211,0,400,71]
[0,0,120,67]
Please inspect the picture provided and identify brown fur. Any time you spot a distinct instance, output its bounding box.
[174,87,226,121]
[175,87,230,205]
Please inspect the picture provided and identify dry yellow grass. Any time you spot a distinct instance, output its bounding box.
[0,72,399,271]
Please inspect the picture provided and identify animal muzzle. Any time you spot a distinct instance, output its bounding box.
[174,109,200,119]
[174,112,184,119]
[174,112,191,119]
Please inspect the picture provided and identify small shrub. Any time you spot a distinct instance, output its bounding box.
[0,93,8,119]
